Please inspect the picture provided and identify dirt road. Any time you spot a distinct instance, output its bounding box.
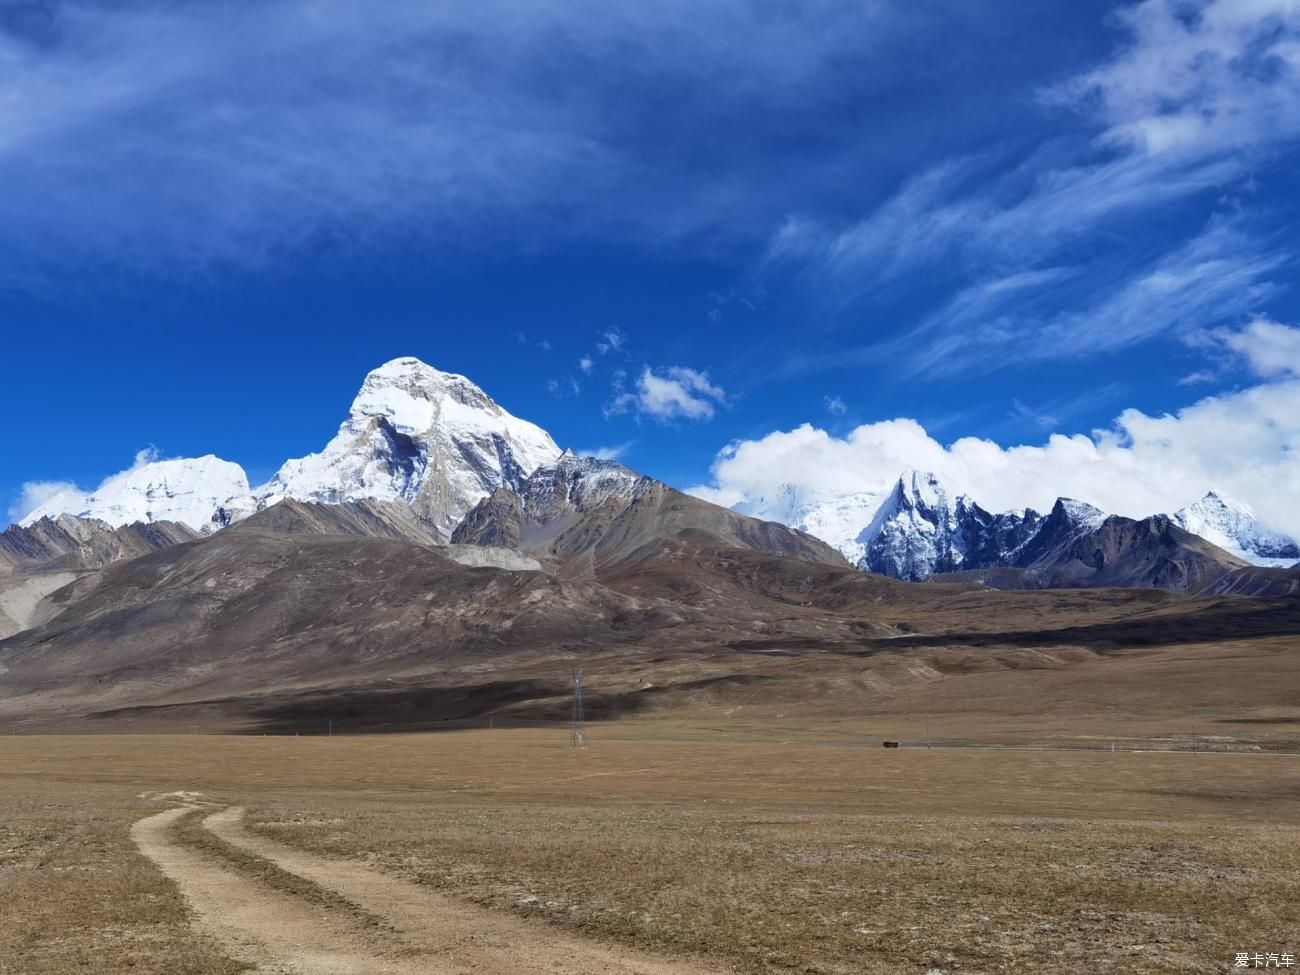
[133,804,725,975]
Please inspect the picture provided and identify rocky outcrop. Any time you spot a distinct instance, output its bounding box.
[454,451,846,571]
[1,514,199,575]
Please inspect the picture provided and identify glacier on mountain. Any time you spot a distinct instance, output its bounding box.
[13,360,1300,578]
[856,470,1044,581]
[20,455,250,533]
[1172,491,1300,567]
[16,357,561,537]
[729,471,1298,580]
[733,483,888,565]
[253,357,562,536]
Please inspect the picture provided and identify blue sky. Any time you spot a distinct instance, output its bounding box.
[3,0,1300,533]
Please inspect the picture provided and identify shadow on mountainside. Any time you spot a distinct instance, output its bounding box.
[82,674,774,734]
[851,594,1300,652]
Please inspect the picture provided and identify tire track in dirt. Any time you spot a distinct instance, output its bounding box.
[204,806,726,975]
[132,806,444,974]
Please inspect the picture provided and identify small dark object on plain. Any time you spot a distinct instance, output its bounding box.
[883,741,900,748]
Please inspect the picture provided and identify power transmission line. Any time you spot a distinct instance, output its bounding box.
[570,668,587,749]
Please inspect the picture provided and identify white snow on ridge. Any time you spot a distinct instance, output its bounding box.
[1172,490,1300,567]
[255,357,562,534]
[734,482,888,565]
[20,455,250,532]
[1057,498,1107,533]
[521,449,650,513]
[14,357,561,537]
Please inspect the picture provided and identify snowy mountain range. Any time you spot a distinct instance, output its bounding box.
[732,469,1296,580]
[21,358,560,539]
[1170,491,1300,567]
[23,455,250,531]
[14,357,1300,579]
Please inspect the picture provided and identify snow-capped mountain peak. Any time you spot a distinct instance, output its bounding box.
[1172,490,1300,566]
[892,468,948,512]
[256,357,562,535]
[732,482,890,565]
[521,452,652,514]
[859,470,962,580]
[1055,498,1107,532]
[20,455,251,532]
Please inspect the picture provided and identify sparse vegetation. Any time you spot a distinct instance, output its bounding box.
[1,725,1297,974]
[0,783,245,975]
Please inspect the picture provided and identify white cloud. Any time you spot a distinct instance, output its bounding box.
[1010,399,1058,431]
[7,481,84,524]
[578,355,594,373]
[690,320,1300,541]
[823,395,847,416]
[577,442,633,461]
[7,445,161,524]
[784,217,1281,380]
[595,329,626,356]
[607,366,725,422]
[545,377,581,397]
[1049,0,1300,157]
[1219,315,1300,378]
[762,1,1300,374]
[0,1,909,275]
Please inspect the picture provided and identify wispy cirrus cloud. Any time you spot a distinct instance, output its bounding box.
[763,0,1300,376]
[776,217,1285,380]
[0,0,919,277]
[899,218,1285,377]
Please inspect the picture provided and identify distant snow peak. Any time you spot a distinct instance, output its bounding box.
[523,451,650,512]
[1055,498,1107,532]
[733,468,1065,581]
[894,468,948,511]
[256,356,562,534]
[1173,490,1300,566]
[20,455,250,532]
[12,357,562,537]
[734,482,888,565]
[859,470,963,581]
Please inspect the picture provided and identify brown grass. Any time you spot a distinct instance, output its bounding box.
[0,783,245,975]
[1,725,1298,974]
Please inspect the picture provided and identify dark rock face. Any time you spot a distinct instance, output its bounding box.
[938,510,1300,597]
[1007,499,1105,570]
[858,473,1049,581]
[451,488,523,549]
[955,500,1042,571]
[0,515,198,576]
[454,452,846,571]
[1018,514,1245,592]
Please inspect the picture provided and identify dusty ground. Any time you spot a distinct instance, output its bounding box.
[1,724,1297,974]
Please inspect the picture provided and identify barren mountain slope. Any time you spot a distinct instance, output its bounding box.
[232,497,443,544]
[0,515,199,575]
[454,453,845,574]
[0,529,641,721]
[939,512,1300,597]
[4,503,1298,734]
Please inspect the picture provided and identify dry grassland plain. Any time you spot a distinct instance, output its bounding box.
[2,721,1298,975]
